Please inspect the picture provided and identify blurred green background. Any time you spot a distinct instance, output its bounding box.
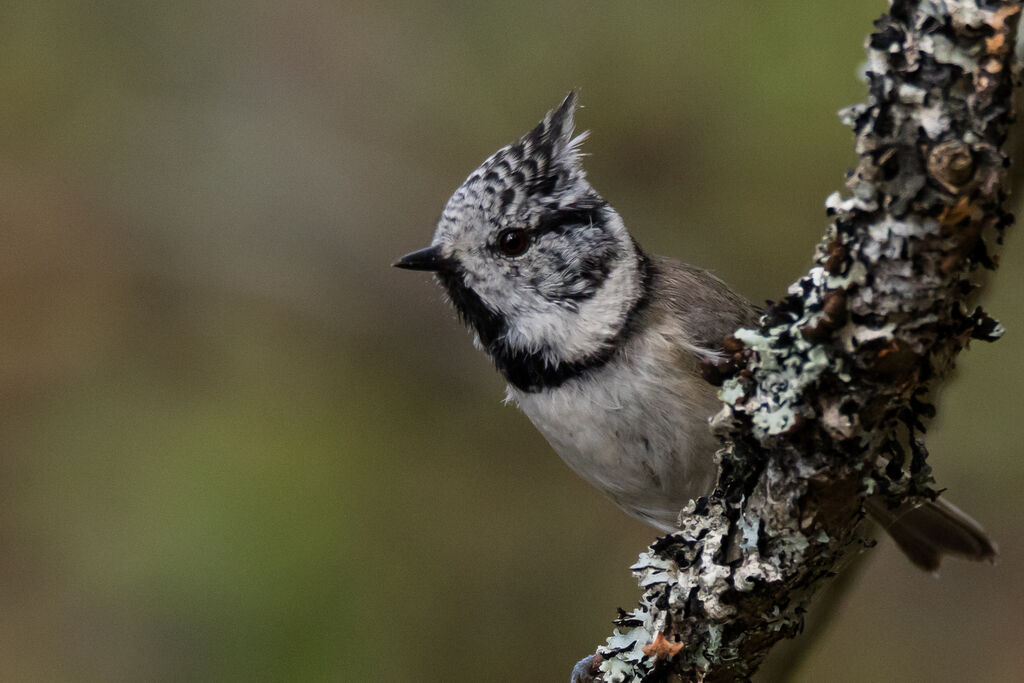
[2,1,1022,681]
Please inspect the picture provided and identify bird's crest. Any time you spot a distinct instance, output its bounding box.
[450,92,590,217]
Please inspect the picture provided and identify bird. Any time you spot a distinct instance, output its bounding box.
[394,92,996,572]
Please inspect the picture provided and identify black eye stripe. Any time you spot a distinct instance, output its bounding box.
[534,203,604,236]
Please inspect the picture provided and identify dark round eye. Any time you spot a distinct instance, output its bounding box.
[497,228,530,256]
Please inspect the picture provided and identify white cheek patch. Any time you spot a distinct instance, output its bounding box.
[502,246,642,363]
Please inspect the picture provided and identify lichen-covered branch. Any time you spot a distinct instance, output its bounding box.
[593,2,1020,681]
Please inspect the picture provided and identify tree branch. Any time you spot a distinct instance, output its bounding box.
[593,2,1021,680]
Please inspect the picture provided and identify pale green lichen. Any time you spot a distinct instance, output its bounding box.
[728,321,840,437]
[925,32,980,73]
[736,510,761,552]
[897,82,928,105]
[826,260,867,289]
[718,379,746,405]
[599,655,640,683]
[702,624,724,666]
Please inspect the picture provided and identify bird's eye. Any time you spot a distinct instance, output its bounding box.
[497,228,530,256]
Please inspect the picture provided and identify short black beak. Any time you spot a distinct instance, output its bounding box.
[392,245,451,272]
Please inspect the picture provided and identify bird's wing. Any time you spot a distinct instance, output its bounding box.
[648,255,761,358]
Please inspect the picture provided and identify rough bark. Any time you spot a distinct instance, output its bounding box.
[592,2,1021,681]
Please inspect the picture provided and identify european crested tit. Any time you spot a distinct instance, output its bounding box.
[395,93,995,571]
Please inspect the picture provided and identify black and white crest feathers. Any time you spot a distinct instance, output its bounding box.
[517,91,589,197]
[455,91,590,217]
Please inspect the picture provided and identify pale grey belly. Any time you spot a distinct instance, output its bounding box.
[511,373,721,532]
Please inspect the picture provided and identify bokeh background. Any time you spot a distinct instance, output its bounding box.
[2,1,1022,681]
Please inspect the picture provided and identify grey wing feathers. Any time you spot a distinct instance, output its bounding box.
[650,256,761,355]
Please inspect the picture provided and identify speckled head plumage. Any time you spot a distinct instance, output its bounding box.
[395,93,649,392]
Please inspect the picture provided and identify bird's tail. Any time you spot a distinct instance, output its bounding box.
[864,496,998,572]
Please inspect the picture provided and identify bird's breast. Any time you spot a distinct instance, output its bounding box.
[509,354,721,531]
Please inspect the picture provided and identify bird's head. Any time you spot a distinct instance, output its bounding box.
[395,93,647,389]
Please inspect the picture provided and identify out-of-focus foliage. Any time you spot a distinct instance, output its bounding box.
[1,2,1021,681]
